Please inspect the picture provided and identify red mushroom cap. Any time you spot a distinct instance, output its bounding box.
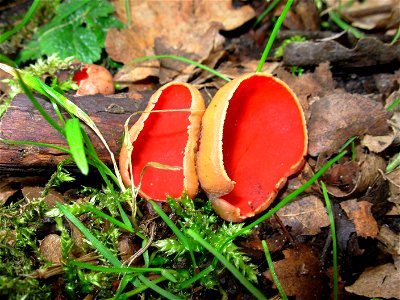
[197,73,308,222]
[73,64,114,96]
[119,82,205,201]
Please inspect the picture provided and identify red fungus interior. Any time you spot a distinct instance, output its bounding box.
[72,67,88,84]
[131,85,191,200]
[222,76,306,215]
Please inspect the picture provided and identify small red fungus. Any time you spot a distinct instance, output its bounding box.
[197,73,307,222]
[119,82,205,201]
[73,64,114,96]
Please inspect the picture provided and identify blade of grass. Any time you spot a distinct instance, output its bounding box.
[386,153,400,173]
[16,71,65,135]
[329,10,364,39]
[112,276,167,300]
[262,240,288,300]
[56,202,122,267]
[391,25,400,45]
[320,181,338,300]
[338,136,358,152]
[84,205,133,233]
[187,229,268,300]
[70,260,163,273]
[253,0,280,28]
[138,274,183,300]
[0,0,40,44]
[149,199,197,270]
[178,265,214,289]
[257,0,294,72]
[65,118,89,175]
[0,138,70,153]
[124,0,131,28]
[129,54,231,82]
[0,55,16,66]
[386,97,400,112]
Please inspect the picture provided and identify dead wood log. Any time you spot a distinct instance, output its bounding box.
[0,91,151,173]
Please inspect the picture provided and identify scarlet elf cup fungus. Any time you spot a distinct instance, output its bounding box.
[119,82,205,201]
[197,73,308,222]
[73,64,115,96]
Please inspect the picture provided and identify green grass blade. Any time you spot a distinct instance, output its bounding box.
[138,274,183,300]
[257,0,293,72]
[0,55,16,66]
[187,229,267,300]
[386,153,400,173]
[178,265,214,289]
[0,138,70,154]
[56,202,122,267]
[65,118,89,175]
[113,274,134,299]
[0,0,40,44]
[70,260,163,273]
[149,200,197,270]
[253,0,280,28]
[262,240,288,300]
[129,54,231,82]
[391,25,400,45]
[320,181,338,300]
[338,136,358,152]
[386,97,400,112]
[84,205,133,233]
[329,11,364,39]
[125,0,131,28]
[113,276,167,300]
[16,71,65,135]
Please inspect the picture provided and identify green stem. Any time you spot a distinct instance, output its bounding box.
[257,0,294,72]
[129,54,231,82]
[329,11,364,39]
[0,0,40,44]
[253,0,280,28]
[262,240,288,300]
[320,181,338,300]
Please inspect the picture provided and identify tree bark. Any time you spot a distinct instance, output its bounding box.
[0,91,151,173]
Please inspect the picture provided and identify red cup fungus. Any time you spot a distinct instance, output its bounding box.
[197,73,308,222]
[73,64,115,96]
[119,82,205,201]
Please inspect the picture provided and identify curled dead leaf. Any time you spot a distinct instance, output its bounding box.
[106,0,255,83]
[340,200,379,238]
[308,91,392,156]
[345,263,400,299]
[322,152,386,198]
[263,244,324,300]
[277,195,330,235]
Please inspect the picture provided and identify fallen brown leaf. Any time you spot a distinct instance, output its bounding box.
[275,62,336,120]
[322,153,386,197]
[345,263,400,299]
[277,195,330,235]
[377,226,400,256]
[386,167,400,205]
[106,0,255,83]
[340,200,379,238]
[308,91,391,156]
[263,244,324,300]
